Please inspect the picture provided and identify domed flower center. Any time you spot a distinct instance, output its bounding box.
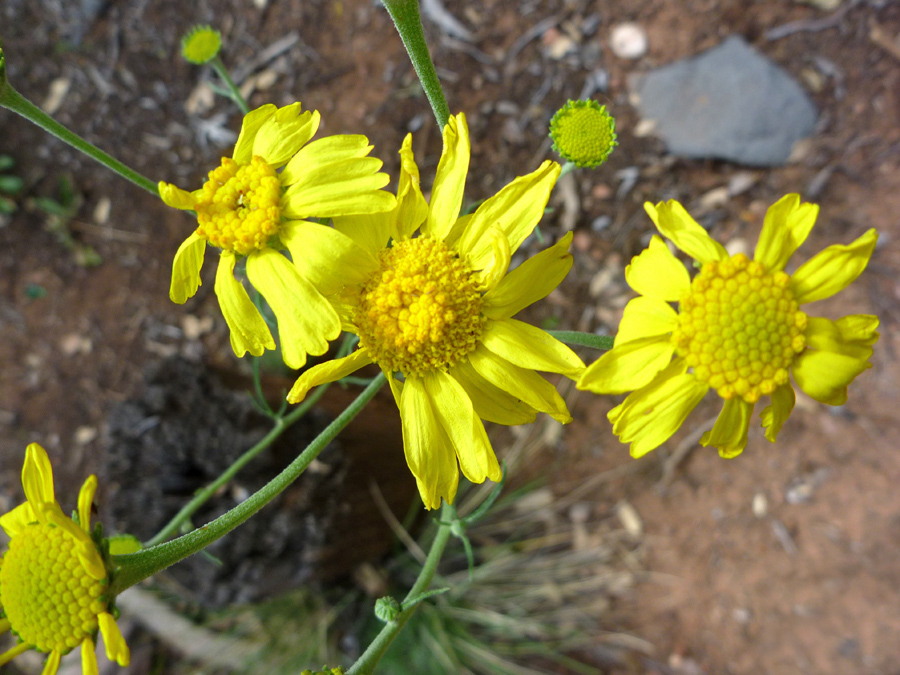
[0,523,107,653]
[195,156,282,255]
[673,253,807,403]
[354,237,484,376]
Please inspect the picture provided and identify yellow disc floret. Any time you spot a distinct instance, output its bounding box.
[673,253,807,404]
[195,155,282,255]
[0,523,107,654]
[354,237,484,376]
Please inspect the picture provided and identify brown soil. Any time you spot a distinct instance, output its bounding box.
[2,0,899,674]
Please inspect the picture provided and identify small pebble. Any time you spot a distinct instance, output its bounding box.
[610,23,648,60]
[617,501,643,537]
[752,492,768,518]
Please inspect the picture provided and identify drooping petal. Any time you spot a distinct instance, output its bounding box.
[214,252,276,358]
[625,235,691,302]
[286,348,373,403]
[0,643,31,667]
[333,213,393,259]
[281,220,379,296]
[169,231,206,304]
[578,336,676,394]
[644,200,728,264]
[424,113,470,241]
[480,319,585,377]
[394,132,430,241]
[233,104,278,164]
[474,228,511,292]
[468,344,572,423]
[614,296,679,346]
[82,636,99,675]
[400,376,459,510]
[77,474,97,532]
[835,314,880,346]
[791,228,878,304]
[450,358,537,425]
[22,442,55,506]
[804,316,878,361]
[40,650,61,675]
[423,370,502,485]
[158,182,197,210]
[252,103,319,168]
[483,232,573,319]
[98,612,131,666]
[245,249,341,369]
[280,133,370,185]
[608,359,708,458]
[282,157,393,219]
[700,397,754,458]
[0,502,37,537]
[457,160,560,268]
[753,194,818,272]
[760,383,795,442]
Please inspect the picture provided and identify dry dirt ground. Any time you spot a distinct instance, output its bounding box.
[1,1,900,674]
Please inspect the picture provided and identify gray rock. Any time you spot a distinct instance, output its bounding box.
[634,36,818,166]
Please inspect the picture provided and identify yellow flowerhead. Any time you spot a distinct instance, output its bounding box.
[0,444,130,675]
[549,99,617,168]
[159,103,395,369]
[180,25,222,65]
[286,113,585,509]
[578,195,879,458]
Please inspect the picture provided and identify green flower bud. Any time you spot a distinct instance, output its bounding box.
[181,25,222,65]
[374,595,402,622]
[549,99,617,168]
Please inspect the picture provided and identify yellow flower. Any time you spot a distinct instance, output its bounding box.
[286,113,584,509]
[160,103,395,369]
[0,444,130,675]
[578,195,878,458]
[549,99,617,168]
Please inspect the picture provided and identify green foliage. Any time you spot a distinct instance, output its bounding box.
[32,174,102,267]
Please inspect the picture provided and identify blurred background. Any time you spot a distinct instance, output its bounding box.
[1,1,898,673]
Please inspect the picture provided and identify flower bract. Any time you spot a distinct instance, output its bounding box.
[549,99,617,168]
[0,444,130,675]
[286,113,584,509]
[159,103,395,369]
[578,195,878,458]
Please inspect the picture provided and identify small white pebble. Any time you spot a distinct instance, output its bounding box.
[610,23,648,60]
[752,492,768,518]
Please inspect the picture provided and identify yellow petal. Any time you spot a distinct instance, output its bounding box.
[245,249,341,369]
[287,348,373,403]
[791,228,878,304]
[450,358,537,425]
[753,194,818,271]
[483,232,573,319]
[457,160,560,269]
[608,359,707,458]
[386,370,404,409]
[399,376,459,509]
[282,220,379,296]
[805,316,877,361]
[468,344,572,423]
[644,200,728,264]
[82,636,99,675]
[835,314,880,345]
[333,213,393,259]
[282,157,393,219]
[424,113,470,241]
[169,231,206,304]
[158,182,197,210]
[214,252,276,359]
[578,336,675,394]
[233,104,278,164]
[395,132,430,240]
[625,235,691,302]
[615,296,679,346]
[0,502,38,538]
[700,397,754,458]
[423,371,501,484]
[480,319,585,377]
[98,612,131,666]
[40,650,61,675]
[474,227,511,290]
[760,383,795,442]
[23,442,55,506]
[251,103,318,168]
[77,474,98,532]
[281,132,371,185]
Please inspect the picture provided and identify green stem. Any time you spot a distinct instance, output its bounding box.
[348,502,456,675]
[109,374,385,595]
[210,56,250,115]
[381,0,450,129]
[547,330,615,351]
[143,383,331,547]
[0,85,158,196]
